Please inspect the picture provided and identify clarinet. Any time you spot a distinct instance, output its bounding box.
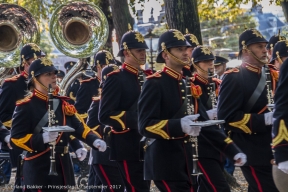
[265,65,274,106]
[207,69,217,109]
[186,77,202,176]
[47,84,58,176]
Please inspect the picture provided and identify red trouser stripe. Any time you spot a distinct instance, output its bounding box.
[161,180,171,192]
[249,166,263,192]
[198,161,217,192]
[123,160,135,192]
[99,164,114,192]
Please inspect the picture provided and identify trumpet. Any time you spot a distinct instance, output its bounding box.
[185,77,202,176]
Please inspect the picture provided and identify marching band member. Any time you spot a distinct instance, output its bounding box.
[99,26,152,192]
[10,58,107,192]
[87,61,124,192]
[218,29,278,192]
[266,32,286,61]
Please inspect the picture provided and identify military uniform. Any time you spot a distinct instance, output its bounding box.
[10,58,104,191]
[64,61,80,104]
[99,26,151,192]
[218,29,278,192]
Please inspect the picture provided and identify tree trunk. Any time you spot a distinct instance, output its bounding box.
[281,1,288,23]
[164,0,202,44]
[109,0,134,46]
[98,0,114,51]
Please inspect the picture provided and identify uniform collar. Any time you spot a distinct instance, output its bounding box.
[21,71,28,78]
[34,89,48,101]
[242,62,261,73]
[194,73,208,85]
[163,66,183,80]
[122,62,139,75]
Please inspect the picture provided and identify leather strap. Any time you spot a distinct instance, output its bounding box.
[243,67,266,112]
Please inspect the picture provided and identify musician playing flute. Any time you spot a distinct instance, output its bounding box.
[10,58,107,192]
[138,29,246,192]
[217,28,278,192]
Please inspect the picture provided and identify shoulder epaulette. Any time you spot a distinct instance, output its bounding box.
[4,74,21,82]
[92,96,101,101]
[79,77,95,83]
[146,72,162,79]
[270,69,279,82]
[107,69,120,77]
[56,96,70,100]
[16,93,33,106]
[224,68,240,74]
[212,78,222,85]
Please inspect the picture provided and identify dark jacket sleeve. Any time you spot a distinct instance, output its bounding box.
[217,73,267,134]
[10,104,46,152]
[272,61,288,163]
[99,74,138,131]
[138,78,185,139]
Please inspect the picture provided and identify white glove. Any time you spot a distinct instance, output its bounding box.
[4,135,10,144]
[278,161,288,174]
[206,108,217,120]
[75,148,88,161]
[264,112,273,125]
[93,139,107,152]
[42,132,58,144]
[234,153,247,166]
[181,114,201,136]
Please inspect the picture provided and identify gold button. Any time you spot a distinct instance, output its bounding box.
[56,120,58,123]
[182,97,185,99]
[172,137,175,139]
[60,140,63,143]
[181,90,184,92]
[138,77,140,79]
[166,138,170,140]
[184,112,187,114]
[61,154,64,156]
[35,151,37,153]
[254,133,257,134]
[179,82,183,85]
[184,140,187,143]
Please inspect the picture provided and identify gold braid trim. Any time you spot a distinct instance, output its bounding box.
[110,111,126,130]
[229,114,251,134]
[273,119,288,146]
[75,113,101,139]
[69,135,76,140]
[224,137,233,144]
[77,113,88,119]
[2,119,12,128]
[69,92,76,101]
[146,120,169,139]
[11,134,33,152]
[91,125,100,131]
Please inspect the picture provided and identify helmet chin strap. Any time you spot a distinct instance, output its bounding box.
[191,59,208,75]
[164,49,190,66]
[34,77,49,92]
[242,43,267,65]
[126,49,145,66]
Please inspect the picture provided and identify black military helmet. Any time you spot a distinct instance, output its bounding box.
[93,50,115,67]
[270,40,288,64]
[100,64,119,88]
[184,29,200,48]
[64,61,77,71]
[56,70,65,78]
[214,56,229,66]
[266,34,286,50]
[156,29,191,63]
[192,46,214,63]
[117,25,148,57]
[20,43,45,70]
[239,28,268,52]
[28,57,57,86]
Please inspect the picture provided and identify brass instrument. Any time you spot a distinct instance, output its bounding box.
[49,1,109,95]
[0,3,40,81]
[43,85,75,176]
[185,77,202,176]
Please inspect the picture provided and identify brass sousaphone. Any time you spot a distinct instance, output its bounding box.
[0,3,40,83]
[49,1,109,95]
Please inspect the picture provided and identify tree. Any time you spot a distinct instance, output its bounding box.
[164,0,202,44]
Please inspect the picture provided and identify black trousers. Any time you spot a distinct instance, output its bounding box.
[154,180,194,192]
[196,158,230,192]
[116,160,150,192]
[87,165,102,192]
[93,164,125,192]
[241,165,278,192]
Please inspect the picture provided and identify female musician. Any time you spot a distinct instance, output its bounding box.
[10,57,106,192]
